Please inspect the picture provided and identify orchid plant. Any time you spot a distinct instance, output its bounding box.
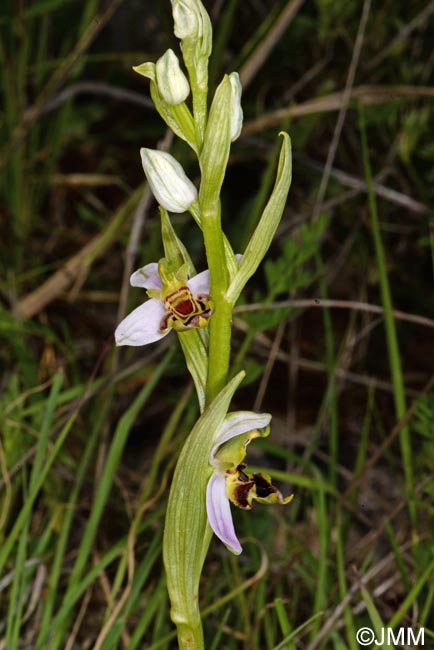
[115,1,292,648]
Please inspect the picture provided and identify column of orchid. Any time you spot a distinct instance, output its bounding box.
[115,1,292,648]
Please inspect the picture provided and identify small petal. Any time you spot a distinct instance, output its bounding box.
[130,263,162,290]
[206,473,242,555]
[187,269,210,295]
[186,258,240,295]
[115,299,168,346]
[210,411,272,463]
[133,61,156,82]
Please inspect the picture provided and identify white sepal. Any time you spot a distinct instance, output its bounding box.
[229,72,243,142]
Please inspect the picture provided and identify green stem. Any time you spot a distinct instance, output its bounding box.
[187,57,208,151]
[192,81,207,150]
[359,103,415,527]
[206,295,232,404]
[315,252,338,489]
[177,619,205,650]
[199,201,232,404]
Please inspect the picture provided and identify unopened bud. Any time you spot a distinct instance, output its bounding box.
[171,0,212,63]
[172,0,199,40]
[140,148,197,213]
[156,49,190,105]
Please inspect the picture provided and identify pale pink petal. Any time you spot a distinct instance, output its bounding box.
[187,269,210,295]
[210,411,272,462]
[130,263,162,290]
[206,473,242,555]
[115,299,168,346]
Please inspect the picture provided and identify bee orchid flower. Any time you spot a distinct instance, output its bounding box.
[115,259,213,346]
[206,412,293,555]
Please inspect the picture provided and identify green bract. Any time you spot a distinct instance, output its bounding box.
[160,207,195,276]
[199,75,232,218]
[160,207,209,412]
[163,371,245,649]
[134,62,197,152]
[226,132,293,305]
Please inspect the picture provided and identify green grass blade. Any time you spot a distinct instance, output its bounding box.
[359,103,415,527]
[47,350,173,648]
[36,394,110,646]
[360,585,393,650]
[336,509,358,650]
[274,597,296,650]
[5,469,30,648]
[0,410,76,576]
[388,555,434,628]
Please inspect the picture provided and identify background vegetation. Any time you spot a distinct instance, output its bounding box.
[1,0,433,648]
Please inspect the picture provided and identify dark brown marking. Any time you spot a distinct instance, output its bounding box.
[159,312,171,333]
[232,481,255,509]
[253,473,276,498]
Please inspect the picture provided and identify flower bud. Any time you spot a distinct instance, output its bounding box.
[172,0,199,40]
[171,0,212,61]
[140,148,197,213]
[156,49,190,105]
[228,72,243,141]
